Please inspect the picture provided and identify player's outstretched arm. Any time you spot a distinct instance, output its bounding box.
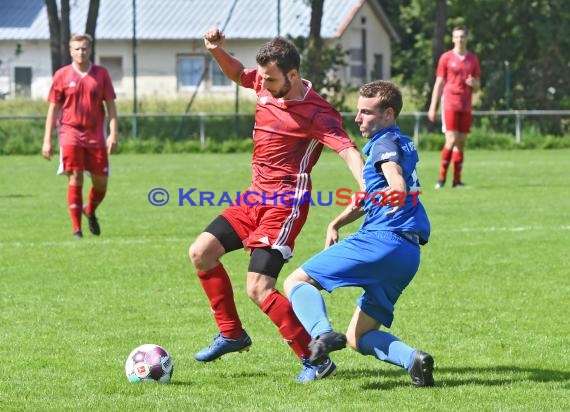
[203,28,244,85]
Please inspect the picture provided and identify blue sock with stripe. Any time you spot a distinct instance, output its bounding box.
[357,329,415,369]
[289,282,332,338]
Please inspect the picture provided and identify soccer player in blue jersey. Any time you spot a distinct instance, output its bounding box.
[283,80,434,387]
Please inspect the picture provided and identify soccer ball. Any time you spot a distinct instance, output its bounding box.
[125,344,173,383]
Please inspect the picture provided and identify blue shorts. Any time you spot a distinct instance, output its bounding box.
[301,230,420,327]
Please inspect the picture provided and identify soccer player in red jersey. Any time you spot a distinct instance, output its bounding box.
[428,25,480,189]
[42,34,118,238]
[189,28,364,381]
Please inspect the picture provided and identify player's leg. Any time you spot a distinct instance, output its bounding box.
[83,147,110,235]
[348,308,434,387]
[451,111,471,187]
[346,234,434,387]
[61,145,85,237]
[285,268,346,366]
[246,249,333,381]
[190,216,251,361]
[436,110,459,189]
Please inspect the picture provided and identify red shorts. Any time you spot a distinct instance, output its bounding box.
[58,145,109,176]
[442,110,472,133]
[221,193,310,261]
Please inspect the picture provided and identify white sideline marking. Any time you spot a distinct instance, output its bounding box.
[1,226,569,249]
[0,237,186,249]
[456,226,570,233]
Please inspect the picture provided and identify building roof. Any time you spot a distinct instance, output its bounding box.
[0,0,398,41]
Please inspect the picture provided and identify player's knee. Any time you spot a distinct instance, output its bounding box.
[188,241,211,271]
[345,329,360,351]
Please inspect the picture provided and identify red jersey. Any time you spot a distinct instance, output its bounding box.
[241,68,355,198]
[48,64,116,147]
[436,50,480,112]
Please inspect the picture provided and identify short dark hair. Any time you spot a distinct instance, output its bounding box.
[256,37,300,75]
[359,80,403,118]
[452,25,468,36]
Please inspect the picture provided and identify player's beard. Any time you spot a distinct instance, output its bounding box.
[271,76,292,99]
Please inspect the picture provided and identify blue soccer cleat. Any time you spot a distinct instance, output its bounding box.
[194,330,252,362]
[296,356,336,382]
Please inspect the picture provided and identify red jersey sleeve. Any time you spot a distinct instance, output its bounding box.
[311,108,355,153]
[435,52,448,79]
[240,68,258,90]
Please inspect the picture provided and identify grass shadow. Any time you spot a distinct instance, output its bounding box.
[336,365,570,390]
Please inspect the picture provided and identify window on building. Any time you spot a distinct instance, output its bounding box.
[373,54,384,80]
[14,67,32,97]
[177,55,205,88]
[99,56,123,88]
[211,61,232,86]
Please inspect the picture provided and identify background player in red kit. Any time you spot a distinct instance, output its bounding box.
[428,25,480,189]
[42,33,118,238]
[189,28,364,382]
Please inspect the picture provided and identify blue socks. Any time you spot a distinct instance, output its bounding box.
[358,329,415,369]
[289,282,332,338]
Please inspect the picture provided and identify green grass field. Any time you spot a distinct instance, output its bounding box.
[1,149,569,411]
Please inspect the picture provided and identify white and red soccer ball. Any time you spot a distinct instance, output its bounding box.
[125,344,173,383]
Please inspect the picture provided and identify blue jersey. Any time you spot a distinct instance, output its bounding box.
[360,125,430,244]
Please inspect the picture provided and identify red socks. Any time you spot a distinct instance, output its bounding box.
[85,187,106,215]
[439,148,452,181]
[67,185,83,232]
[452,150,464,184]
[261,289,311,360]
[197,264,243,339]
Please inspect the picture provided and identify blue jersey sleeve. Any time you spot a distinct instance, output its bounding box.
[369,133,401,172]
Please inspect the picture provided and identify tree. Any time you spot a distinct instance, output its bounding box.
[45,0,101,74]
[291,0,349,109]
[380,0,570,121]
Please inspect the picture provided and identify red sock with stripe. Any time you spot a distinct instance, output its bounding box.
[67,184,83,232]
[197,264,243,339]
[261,289,311,360]
[85,187,106,215]
[452,150,464,184]
[439,147,453,181]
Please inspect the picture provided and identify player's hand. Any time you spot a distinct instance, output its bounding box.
[383,186,404,216]
[427,108,437,123]
[42,141,53,160]
[203,28,224,50]
[324,224,339,248]
[107,134,119,154]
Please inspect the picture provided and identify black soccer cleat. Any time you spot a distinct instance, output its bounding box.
[72,230,83,239]
[408,350,435,387]
[308,331,347,366]
[83,208,101,236]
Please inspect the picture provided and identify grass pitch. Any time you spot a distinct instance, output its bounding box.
[1,149,569,411]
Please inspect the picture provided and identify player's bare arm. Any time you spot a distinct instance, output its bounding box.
[105,99,119,155]
[203,28,244,84]
[42,102,60,160]
[325,198,366,247]
[427,76,444,122]
[380,161,406,215]
[338,147,365,191]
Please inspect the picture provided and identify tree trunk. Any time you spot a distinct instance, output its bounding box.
[85,0,100,62]
[432,0,447,72]
[306,0,324,90]
[45,0,61,74]
[60,0,71,66]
